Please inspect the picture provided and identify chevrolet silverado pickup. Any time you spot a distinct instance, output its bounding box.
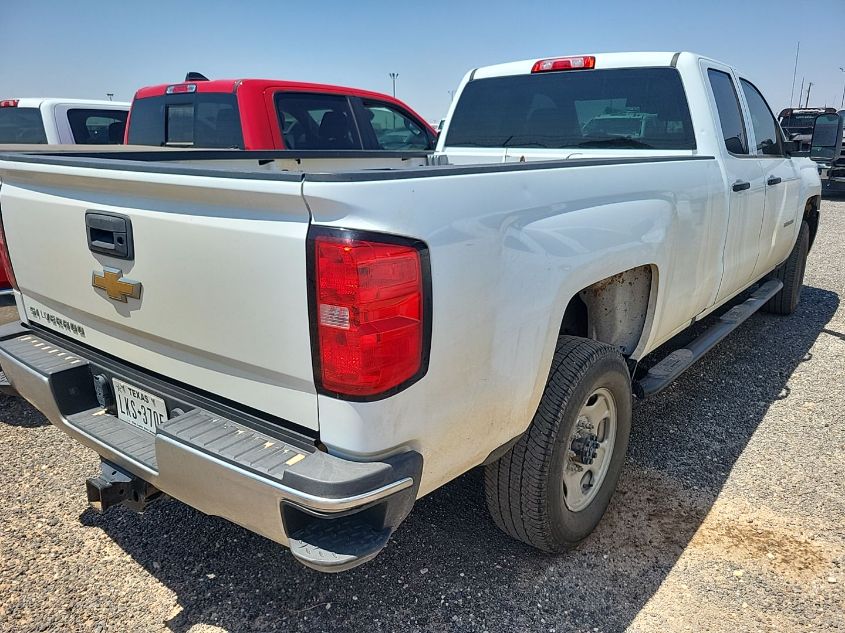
[125,75,436,151]
[0,98,129,145]
[0,98,130,293]
[0,52,822,572]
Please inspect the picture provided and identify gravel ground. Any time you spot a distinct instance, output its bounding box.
[1,198,844,633]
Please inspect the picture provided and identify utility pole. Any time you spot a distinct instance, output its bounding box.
[798,77,805,109]
[805,82,814,108]
[106,93,114,101]
[448,89,455,102]
[840,67,845,109]
[389,72,399,97]
[790,41,800,107]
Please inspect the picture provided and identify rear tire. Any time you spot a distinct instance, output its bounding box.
[764,220,810,315]
[484,336,631,551]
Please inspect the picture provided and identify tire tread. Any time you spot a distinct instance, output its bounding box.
[764,221,810,315]
[484,336,625,551]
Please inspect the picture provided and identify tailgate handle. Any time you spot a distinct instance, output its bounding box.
[85,212,133,259]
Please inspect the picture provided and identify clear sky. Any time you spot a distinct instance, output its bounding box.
[2,0,843,121]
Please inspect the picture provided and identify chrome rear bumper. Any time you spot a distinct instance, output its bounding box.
[0,322,421,572]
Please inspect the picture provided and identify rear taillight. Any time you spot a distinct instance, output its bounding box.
[0,208,18,289]
[0,99,19,108]
[311,230,429,398]
[531,56,596,73]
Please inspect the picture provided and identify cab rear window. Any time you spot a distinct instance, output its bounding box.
[0,107,47,144]
[779,114,819,136]
[446,67,696,150]
[127,93,243,148]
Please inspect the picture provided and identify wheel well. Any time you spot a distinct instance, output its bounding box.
[559,265,654,356]
[804,196,820,251]
[560,294,588,338]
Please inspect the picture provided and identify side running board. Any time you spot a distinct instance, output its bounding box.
[634,279,783,398]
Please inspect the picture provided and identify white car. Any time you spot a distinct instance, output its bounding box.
[0,52,821,572]
[0,98,129,145]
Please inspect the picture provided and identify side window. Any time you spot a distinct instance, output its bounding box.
[67,109,128,144]
[707,69,748,155]
[739,79,783,156]
[361,100,431,150]
[275,93,361,150]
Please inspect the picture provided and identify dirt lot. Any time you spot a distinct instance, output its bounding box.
[1,198,844,633]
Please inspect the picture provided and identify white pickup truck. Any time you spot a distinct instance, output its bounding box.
[0,52,822,572]
[0,98,129,145]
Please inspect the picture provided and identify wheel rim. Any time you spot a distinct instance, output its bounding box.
[562,386,617,512]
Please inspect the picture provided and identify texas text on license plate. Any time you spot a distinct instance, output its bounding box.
[112,378,168,434]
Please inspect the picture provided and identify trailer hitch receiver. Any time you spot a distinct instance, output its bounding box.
[86,460,161,513]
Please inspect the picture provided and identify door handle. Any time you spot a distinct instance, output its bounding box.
[732,180,751,192]
[767,176,782,186]
[85,211,134,259]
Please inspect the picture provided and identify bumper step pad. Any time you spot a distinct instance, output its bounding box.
[288,516,392,572]
[159,409,311,479]
[0,369,15,396]
[69,408,158,469]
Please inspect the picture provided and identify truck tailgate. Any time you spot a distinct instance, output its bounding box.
[0,160,318,430]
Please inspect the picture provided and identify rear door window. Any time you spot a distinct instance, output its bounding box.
[0,107,47,143]
[127,93,243,148]
[707,69,749,155]
[359,100,432,150]
[275,93,361,150]
[445,67,695,150]
[67,108,128,144]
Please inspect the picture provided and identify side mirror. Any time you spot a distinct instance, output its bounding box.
[809,113,844,162]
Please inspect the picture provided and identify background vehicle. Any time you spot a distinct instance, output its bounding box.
[778,107,837,152]
[0,52,821,573]
[581,110,658,139]
[0,98,130,293]
[807,111,845,193]
[0,98,129,145]
[125,76,437,150]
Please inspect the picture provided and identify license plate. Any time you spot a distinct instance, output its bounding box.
[112,378,168,434]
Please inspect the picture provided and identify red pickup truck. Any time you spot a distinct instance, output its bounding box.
[125,77,437,151]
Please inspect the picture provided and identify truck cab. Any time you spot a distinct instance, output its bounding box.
[125,77,437,151]
[0,98,129,145]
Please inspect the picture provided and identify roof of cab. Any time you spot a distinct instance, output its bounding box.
[133,78,410,105]
[3,98,129,109]
[470,51,706,80]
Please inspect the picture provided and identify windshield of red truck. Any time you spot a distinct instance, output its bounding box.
[445,67,695,150]
[127,93,243,148]
[0,107,48,143]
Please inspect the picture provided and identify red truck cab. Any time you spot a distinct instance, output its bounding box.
[125,78,436,151]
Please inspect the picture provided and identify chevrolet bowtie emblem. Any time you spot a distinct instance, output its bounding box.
[92,267,142,302]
